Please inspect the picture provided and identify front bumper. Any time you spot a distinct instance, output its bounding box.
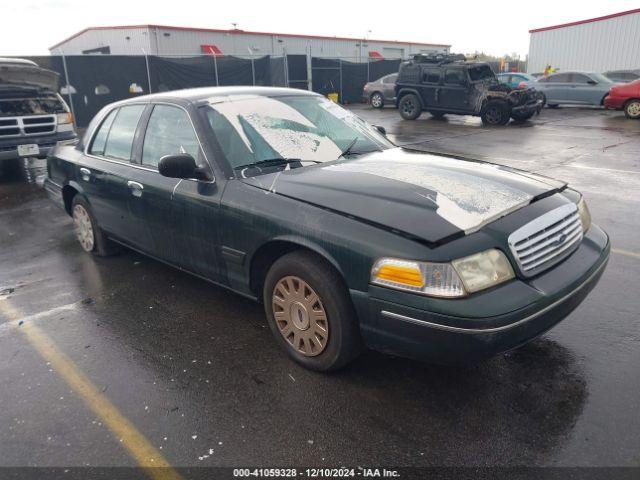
[0,132,76,163]
[512,98,544,115]
[351,225,610,364]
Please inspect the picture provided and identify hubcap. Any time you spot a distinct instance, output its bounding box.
[371,94,382,107]
[402,101,415,114]
[486,107,501,124]
[272,276,329,357]
[73,204,95,252]
[628,101,640,117]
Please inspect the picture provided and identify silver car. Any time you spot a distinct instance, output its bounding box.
[534,72,617,107]
[362,73,397,108]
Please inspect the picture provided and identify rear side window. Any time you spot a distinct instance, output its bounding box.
[89,109,118,156]
[444,69,466,85]
[421,68,440,84]
[142,105,201,168]
[102,105,145,161]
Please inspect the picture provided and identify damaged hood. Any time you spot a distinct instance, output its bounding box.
[0,63,59,92]
[242,148,566,244]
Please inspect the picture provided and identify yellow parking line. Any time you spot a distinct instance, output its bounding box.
[0,299,182,480]
[612,248,640,260]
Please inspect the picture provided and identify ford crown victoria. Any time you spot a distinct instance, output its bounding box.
[44,87,609,371]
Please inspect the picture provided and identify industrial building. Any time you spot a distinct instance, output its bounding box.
[528,8,640,74]
[49,25,450,61]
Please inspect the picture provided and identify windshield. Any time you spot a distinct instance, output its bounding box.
[204,95,393,176]
[0,94,66,117]
[468,65,496,82]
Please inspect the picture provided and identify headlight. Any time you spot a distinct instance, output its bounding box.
[371,249,514,298]
[577,196,591,233]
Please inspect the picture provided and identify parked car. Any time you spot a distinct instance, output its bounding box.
[0,58,76,169]
[496,72,537,89]
[604,79,640,118]
[534,72,617,107]
[363,73,397,108]
[395,54,543,125]
[603,69,640,83]
[45,87,609,371]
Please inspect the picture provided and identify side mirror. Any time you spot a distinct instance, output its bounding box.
[158,154,212,181]
[587,80,597,85]
[374,125,387,135]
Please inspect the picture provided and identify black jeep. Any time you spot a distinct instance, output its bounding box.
[395,54,543,125]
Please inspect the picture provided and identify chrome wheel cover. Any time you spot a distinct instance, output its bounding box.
[371,94,382,108]
[73,204,95,252]
[627,101,640,118]
[272,276,329,357]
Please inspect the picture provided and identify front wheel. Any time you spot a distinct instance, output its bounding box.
[624,99,640,119]
[263,251,362,371]
[481,100,510,126]
[398,94,422,120]
[370,92,384,109]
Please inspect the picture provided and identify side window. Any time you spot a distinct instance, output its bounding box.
[382,74,398,84]
[142,105,201,168]
[548,73,571,83]
[103,105,145,161]
[444,69,466,85]
[571,73,592,84]
[421,68,440,84]
[89,108,118,156]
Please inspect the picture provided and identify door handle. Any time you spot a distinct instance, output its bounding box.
[127,180,144,197]
[79,167,91,181]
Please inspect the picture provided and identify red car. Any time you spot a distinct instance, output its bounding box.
[604,79,640,119]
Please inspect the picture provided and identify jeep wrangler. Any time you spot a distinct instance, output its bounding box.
[395,54,543,125]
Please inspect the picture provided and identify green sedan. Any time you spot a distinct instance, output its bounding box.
[44,87,609,371]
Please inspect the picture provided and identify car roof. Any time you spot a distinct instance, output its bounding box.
[0,57,39,67]
[116,86,321,106]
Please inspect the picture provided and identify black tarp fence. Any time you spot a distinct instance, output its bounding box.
[25,55,401,127]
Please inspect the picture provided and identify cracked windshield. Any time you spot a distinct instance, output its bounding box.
[205,95,393,176]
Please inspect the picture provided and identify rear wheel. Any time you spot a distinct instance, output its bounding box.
[481,100,510,126]
[398,94,422,120]
[547,103,559,109]
[263,250,362,371]
[370,92,384,109]
[624,99,640,119]
[71,195,119,256]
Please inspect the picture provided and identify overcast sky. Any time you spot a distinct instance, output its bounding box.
[4,0,639,56]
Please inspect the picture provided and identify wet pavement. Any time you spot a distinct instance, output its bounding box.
[0,106,639,473]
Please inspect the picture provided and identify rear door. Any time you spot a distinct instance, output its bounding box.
[418,67,441,109]
[82,104,147,244]
[381,74,397,101]
[439,67,471,112]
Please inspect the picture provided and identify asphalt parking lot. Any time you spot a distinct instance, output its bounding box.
[1,105,639,475]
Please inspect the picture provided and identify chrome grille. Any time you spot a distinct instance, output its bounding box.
[508,203,583,273]
[0,115,56,138]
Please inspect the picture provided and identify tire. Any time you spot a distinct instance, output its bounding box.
[624,99,640,119]
[547,103,559,109]
[71,195,119,256]
[540,93,547,109]
[398,94,422,120]
[481,100,510,126]
[428,111,446,119]
[370,92,384,109]
[263,250,363,371]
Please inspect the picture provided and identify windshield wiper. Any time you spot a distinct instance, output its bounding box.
[233,157,321,171]
[339,137,359,159]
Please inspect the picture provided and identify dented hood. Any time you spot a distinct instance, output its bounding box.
[242,148,566,244]
[0,63,59,92]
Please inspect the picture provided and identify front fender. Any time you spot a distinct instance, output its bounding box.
[396,88,424,108]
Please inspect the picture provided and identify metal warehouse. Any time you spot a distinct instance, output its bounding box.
[528,8,640,74]
[49,25,449,60]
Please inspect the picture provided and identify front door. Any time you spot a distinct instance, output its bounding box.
[126,103,222,278]
[418,67,441,109]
